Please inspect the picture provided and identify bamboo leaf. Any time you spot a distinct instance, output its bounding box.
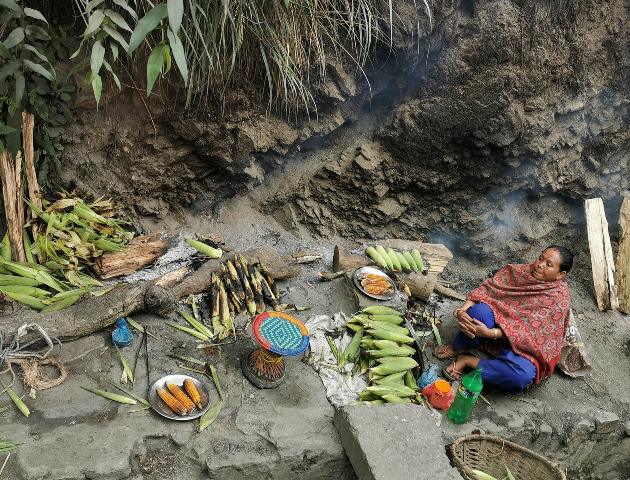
[25,25,51,41]
[24,8,48,24]
[85,0,105,13]
[0,0,21,13]
[112,0,137,21]
[102,25,129,52]
[167,0,184,35]
[84,10,105,38]
[127,4,168,55]
[4,27,24,49]
[104,9,132,32]
[23,59,54,81]
[22,44,51,64]
[91,73,102,107]
[90,40,105,77]
[0,41,10,58]
[14,71,24,105]
[166,28,188,85]
[146,42,168,97]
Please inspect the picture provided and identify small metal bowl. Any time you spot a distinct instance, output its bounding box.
[353,267,397,300]
[149,374,211,421]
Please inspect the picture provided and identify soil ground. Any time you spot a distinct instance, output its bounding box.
[1,190,630,480]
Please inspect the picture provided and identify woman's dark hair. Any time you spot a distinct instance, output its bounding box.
[546,245,574,273]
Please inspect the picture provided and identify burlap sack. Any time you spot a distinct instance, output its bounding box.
[557,309,592,377]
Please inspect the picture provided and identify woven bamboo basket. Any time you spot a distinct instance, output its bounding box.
[451,434,566,480]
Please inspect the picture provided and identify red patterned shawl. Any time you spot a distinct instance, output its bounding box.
[467,263,571,383]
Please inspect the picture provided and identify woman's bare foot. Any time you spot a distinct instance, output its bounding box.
[444,355,481,380]
[435,345,467,359]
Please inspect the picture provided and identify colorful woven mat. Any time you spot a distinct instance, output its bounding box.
[253,311,310,356]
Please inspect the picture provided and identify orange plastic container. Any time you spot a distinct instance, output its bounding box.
[422,380,455,410]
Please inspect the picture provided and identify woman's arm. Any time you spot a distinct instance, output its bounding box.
[455,300,503,339]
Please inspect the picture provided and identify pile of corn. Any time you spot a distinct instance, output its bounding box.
[343,306,423,405]
[365,245,426,273]
[207,253,279,340]
[0,192,133,311]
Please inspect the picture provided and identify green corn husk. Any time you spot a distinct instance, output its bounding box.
[179,309,213,338]
[369,357,419,375]
[81,387,137,404]
[166,322,211,341]
[199,364,223,432]
[373,340,400,350]
[374,371,407,386]
[381,394,411,403]
[366,329,415,344]
[116,347,134,383]
[365,346,415,358]
[0,439,22,452]
[0,285,50,298]
[40,293,83,313]
[23,229,35,264]
[361,338,377,350]
[3,291,46,310]
[0,379,30,416]
[343,330,363,364]
[345,322,363,333]
[366,314,405,325]
[0,274,41,286]
[0,233,11,261]
[364,321,409,336]
[185,238,222,258]
[108,382,151,407]
[365,384,416,398]
[405,370,417,390]
[362,306,402,316]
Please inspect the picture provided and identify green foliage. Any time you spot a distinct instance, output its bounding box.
[71,0,404,116]
[0,4,77,184]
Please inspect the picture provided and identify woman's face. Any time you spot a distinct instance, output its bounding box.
[532,248,566,282]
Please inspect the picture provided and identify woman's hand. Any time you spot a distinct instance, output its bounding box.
[457,315,492,339]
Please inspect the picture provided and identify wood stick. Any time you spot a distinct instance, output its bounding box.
[616,192,630,313]
[0,150,25,262]
[22,112,42,262]
[333,245,370,272]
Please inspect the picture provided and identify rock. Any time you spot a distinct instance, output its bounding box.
[624,420,630,436]
[334,404,458,480]
[594,411,620,434]
[55,335,106,364]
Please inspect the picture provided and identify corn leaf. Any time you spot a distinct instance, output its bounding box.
[116,347,134,383]
[166,322,210,341]
[81,387,136,404]
[108,382,151,407]
[199,364,223,432]
[0,379,30,417]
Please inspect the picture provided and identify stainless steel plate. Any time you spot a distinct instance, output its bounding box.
[149,374,211,421]
[353,267,397,300]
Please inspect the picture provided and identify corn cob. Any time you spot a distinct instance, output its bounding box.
[362,306,402,316]
[374,245,393,270]
[222,265,245,313]
[365,384,416,398]
[184,238,222,258]
[366,314,405,325]
[361,338,377,350]
[254,267,277,307]
[365,346,416,358]
[374,371,407,386]
[373,339,399,350]
[0,285,50,298]
[402,251,419,271]
[209,274,220,319]
[404,370,417,390]
[369,357,418,375]
[396,252,412,272]
[234,254,256,315]
[376,355,415,364]
[381,394,411,403]
[217,277,231,328]
[157,387,187,415]
[183,379,204,409]
[365,246,388,269]
[225,260,245,301]
[166,382,195,412]
[227,293,235,316]
[367,329,415,344]
[342,329,363,364]
[386,248,402,271]
[411,249,424,272]
[257,259,280,298]
[365,321,409,336]
[358,390,380,401]
[359,355,369,375]
[248,268,265,314]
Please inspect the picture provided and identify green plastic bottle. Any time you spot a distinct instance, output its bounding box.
[448,366,483,423]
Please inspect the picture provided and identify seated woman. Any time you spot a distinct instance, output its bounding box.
[435,246,573,394]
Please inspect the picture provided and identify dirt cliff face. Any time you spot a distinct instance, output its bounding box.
[52,0,630,260]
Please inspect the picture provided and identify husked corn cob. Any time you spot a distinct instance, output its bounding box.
[402,251,419,271]
[157,387,187,415]
[365,246,388,269]
[411,249,424,272]
[184,379,203,409]
[396,252,411,272]
[374,371,407,386]
[166,382,195,412]
[374,245,393,270]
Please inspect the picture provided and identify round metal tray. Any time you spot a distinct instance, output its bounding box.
[149,374,211,421]
[353,267,397,300]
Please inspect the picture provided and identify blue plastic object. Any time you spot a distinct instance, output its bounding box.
[417,363,439,389]
[112,318,133,347]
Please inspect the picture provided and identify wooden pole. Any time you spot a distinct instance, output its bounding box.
[0,150,26,262]
[616,192,630,313]
[585,198,618,311]
[22,112,43,258]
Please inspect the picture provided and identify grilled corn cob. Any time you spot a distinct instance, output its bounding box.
[166,382,195,412]
[234,254,256,314]
[257,259,279,298]
[225,260,245,300]
[254,267,277,307]
[183,379,203,409]
[248,269,265,314]
[157,387,187,415]
[222,265,245,313]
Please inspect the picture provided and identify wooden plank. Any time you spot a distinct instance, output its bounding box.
[93,233,170,279]
[616,192,630,313]
[585,198,619,311]
[378,239,453,275]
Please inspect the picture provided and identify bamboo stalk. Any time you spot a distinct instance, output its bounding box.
[0,150,25,262]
